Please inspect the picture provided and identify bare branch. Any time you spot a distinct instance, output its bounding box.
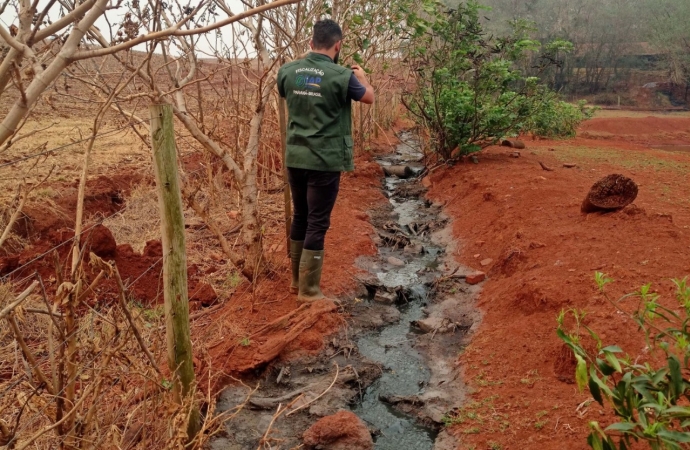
[0,281,39,321]
[72,0,301,60]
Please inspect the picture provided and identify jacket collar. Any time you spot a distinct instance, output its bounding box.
[307,52,334,63]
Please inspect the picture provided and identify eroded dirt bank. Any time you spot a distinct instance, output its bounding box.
[425,128,690,448]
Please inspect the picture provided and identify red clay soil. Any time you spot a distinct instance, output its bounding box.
[579,116,690,144]
[202,152,386,378]
[303,410,374,450]
[1,139,388,383]
[0,170,216,307]
[425,116,690,449]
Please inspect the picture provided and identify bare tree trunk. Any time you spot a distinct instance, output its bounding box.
[240,93,267,276]
[278,97,291,254]
[148,103,199,442]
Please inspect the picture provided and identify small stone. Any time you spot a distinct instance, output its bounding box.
[510,151,521,158]
[476,240,485,247]
[470,155,479,164]
[422,176,433,188]
[227,210,239,220]
[374,291,396,304]
[480,258,493,267]
[381,306,401,323]
[403,244,423,255]
[563,163,577,168]
[209,252,223,261]
[466,272,486,285]
[474,254,481,258]
[387,256,405,266]
[414,316,445,333]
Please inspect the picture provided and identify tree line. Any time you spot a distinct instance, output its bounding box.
[476,0,690,104]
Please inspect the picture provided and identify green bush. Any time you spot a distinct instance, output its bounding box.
[402,1,590,158]
[557,273,690,450]
[525,94,596,139]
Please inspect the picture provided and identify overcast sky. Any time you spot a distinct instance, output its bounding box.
[1,0,259,57]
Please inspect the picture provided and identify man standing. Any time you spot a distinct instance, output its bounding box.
[278,19,375,303]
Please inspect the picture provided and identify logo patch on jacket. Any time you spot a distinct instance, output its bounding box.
[296,74,322,90]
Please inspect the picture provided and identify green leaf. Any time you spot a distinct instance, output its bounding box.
[352,52,364,65]
[658,429,690,443]
[589,376,603,406]
[597,358,617,376]
[604,351,622,374]
[588,433,604,450]
[362,38,371,50]
[669,355,684,399]
[605,423,636,433]
[601,345,623,353]
[664,406,690,418]
[590,367,614,398]
[575,354,587,393]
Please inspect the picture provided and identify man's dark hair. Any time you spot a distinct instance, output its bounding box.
[312,19,342,50]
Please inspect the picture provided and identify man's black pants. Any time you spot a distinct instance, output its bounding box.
[287,168,341,251]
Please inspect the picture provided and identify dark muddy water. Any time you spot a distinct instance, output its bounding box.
[351,132,442,449]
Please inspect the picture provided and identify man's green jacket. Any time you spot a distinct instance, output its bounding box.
[278,52,354,172]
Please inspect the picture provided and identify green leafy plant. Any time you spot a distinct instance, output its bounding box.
[523,94,597,138]
[557,273,690,449]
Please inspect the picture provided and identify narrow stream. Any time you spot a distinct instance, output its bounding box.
[212,131,473,450]
[351,132,444,449]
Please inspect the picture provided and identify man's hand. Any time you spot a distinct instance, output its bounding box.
[351,64,369,83]
[351,64,375,104]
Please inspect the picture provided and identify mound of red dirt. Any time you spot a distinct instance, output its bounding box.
[13,172,146,240]
[581,173,639,213]
[303,410,373,450]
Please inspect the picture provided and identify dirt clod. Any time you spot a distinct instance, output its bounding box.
[581,173,639,213]
[465,272,486,285]
[383,165,414,179]
[387,256,405,266]
[374,290,396,304]
[190,283,218,306]
[501,139,526,149]
[86,224,117,258]
[302,410,373,450]
[143,240,163,257]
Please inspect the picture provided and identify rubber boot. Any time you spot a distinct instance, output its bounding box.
[289,240,304,294]
[297,249,326,303]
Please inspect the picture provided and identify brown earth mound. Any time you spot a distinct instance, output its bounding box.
[581,174,639,213]
[303,410,373,450]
